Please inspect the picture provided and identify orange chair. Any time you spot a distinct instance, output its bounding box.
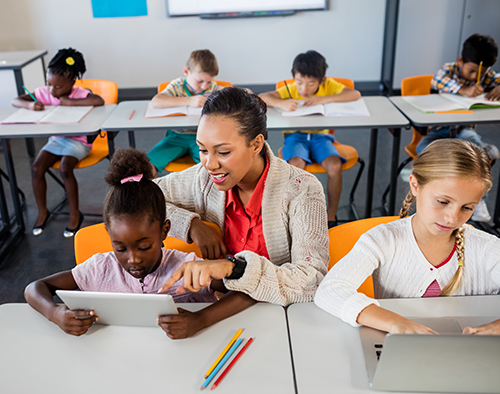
[48,79,118,215]
[276,77,365,219]
[74,221,222,265]
[381,75,433,212]
[328,216,399,297]
[156,80,233,172]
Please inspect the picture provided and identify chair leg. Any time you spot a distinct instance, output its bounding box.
[348,158,365,220]
[381,157,413,215]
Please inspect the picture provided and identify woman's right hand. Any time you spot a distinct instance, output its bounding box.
[189,218,227,259]
[389,316,437,335]
[30,101,45,111]
[51,305,98,336]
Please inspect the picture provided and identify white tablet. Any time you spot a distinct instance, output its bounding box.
[56,290,178,327]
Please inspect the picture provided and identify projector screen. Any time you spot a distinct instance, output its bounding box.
[167,0,327,17]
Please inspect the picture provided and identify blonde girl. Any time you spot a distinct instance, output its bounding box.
[315,139,500,335]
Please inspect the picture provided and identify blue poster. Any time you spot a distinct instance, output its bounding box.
[92,0,148,18]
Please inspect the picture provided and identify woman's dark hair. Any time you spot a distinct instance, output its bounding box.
[202,87,268,151]
[48,48,86,80]
[103,148,166,228]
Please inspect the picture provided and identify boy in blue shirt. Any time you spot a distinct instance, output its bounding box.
[418,34,500,222]
[260,51,361,228]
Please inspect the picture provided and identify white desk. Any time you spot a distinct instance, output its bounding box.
[390,96,500,229]
[287,296,500,394]
[0,303,294,394]
[102,98,410,218]
[0,105,116,260]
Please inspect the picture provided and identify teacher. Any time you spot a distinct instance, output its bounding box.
[156,87,329,306]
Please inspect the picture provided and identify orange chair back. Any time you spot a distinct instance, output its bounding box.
[328,216,399,297]
[74,222,222,265]
[157,80,232,94]
[276,77,355,90]
[401,75,433,158]
[74,79,118,104]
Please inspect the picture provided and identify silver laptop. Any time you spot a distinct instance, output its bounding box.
[359,317,500,393]
[56,290,178,327]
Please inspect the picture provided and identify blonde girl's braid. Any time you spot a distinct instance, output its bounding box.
[440,227,465,296]
[399,191,415,218]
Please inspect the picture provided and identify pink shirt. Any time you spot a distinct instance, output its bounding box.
[72,248,217,303]
[34,85,92,147]
[422,243,457,297]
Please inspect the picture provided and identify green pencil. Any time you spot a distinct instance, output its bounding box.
[22,85,37,102]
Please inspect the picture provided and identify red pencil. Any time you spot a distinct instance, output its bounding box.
[128,109,136,120]
[210,338,253,390]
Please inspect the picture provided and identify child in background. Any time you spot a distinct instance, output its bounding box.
[12,48,104,237]
[417,34,500,222]
[259,50,361,228]
[25,148,254,339]
[148,49,222,176]
[315,139,500,335]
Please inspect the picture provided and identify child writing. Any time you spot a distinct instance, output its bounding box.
[417,34,500,222]
[12,48,104,237]
[24,148,255,339]
[259,50,361,228]
[315,139,500,335]
[148,49,222,177]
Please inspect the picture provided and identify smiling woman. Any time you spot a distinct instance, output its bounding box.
[155,87,329,306]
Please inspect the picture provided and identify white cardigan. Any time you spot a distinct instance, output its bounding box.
[314,217,500,326]
[154,143,329,306]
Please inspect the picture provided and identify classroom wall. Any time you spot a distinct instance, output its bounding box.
[0,0,386,88]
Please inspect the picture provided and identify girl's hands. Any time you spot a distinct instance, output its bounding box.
[462,319,500,335]
[159,259,235,294]
[30,101,45,111]
[51,305,98,336]
[158,308,205,339]
[389,316,437,334]
[189,218,227,260]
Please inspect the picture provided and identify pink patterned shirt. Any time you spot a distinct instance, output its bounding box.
[34,85,92,147]
[422,243,457,297]
[72,248,217,303]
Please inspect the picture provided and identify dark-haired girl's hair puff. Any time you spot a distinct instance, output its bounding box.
[48,48,86,80]
[103,148,165,227]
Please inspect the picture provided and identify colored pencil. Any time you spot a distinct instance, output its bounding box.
[436,110,473,114]
[284,80,292,99]
[204,328,243,378]
[22,85,37,102]
[210,338,254,390]
[201,338,243,390]
[477,61,483,85]
[128,109,135,120]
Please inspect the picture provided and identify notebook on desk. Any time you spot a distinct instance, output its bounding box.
[0,106,93,124]
[56,290,178,327]
[359,316,500,393]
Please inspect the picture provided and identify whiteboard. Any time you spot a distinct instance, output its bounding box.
[167,0,327,17]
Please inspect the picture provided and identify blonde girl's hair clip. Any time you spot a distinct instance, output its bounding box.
[66,57,75,66]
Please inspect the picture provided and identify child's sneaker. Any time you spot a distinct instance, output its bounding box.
[483,144,500,162]
[471,199,491,222]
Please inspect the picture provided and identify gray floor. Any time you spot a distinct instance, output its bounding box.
[1,100,499,304]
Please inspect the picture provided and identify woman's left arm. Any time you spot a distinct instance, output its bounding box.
[223,174,329,306]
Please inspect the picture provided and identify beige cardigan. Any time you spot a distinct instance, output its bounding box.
[154,143,329,306]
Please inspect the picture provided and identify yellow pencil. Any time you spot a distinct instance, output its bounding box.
[477,61,483,85]
[204,329,243,379]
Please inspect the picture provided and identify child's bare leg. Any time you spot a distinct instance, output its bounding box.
[58,156,81,228]
[288,156,307,170]
[321,155,342,221]
[31,150,60,226]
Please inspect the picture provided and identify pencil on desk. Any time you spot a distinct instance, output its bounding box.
[204,328,243,378]
[477,61,483,85]
[128,109,136,120]
[201,338,243,390]
[211,338,254,390]
[436,110,473,114]
[284,81,292,99]
[22,85,37,102]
